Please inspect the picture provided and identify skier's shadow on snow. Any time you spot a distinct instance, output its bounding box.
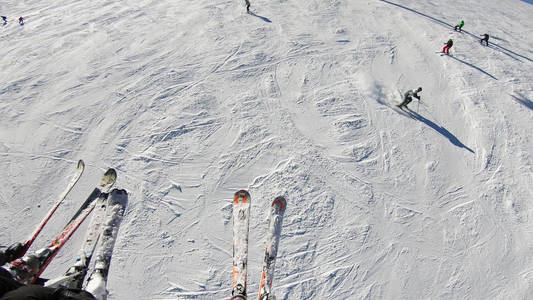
[403,109,475,154]
[248,11,271,23]
[511,93,533,110]
[379,0,453,29]
[444,55,498,80]
[485,44,522,62]
[490,35,507,42]
[456,33,532,63]
[488,42,533,63]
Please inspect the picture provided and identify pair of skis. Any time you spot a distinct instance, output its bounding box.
[3,165,116,284]
[232,190,287,300]
[46,189,128,300]
[1,160,127,300]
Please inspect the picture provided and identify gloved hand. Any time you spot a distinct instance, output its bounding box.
[3,242,25,263]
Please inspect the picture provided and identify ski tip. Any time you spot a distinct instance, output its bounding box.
[102,168,117,183]
[234,190,251,204]
[272,196,287,212]
[77,160,85,169]
[104,168,117,177]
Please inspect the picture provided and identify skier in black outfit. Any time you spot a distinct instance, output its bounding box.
[1,16,6,24]
[0,246,95,300]
[480,33,489,46]
[397,87,422,109]
[245,0,250,13]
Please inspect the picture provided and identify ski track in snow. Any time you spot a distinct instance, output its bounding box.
[1,0,532,299]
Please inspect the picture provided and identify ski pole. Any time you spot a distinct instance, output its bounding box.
[417,100,420,113]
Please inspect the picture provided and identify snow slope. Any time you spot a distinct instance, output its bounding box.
[1,0,532,299]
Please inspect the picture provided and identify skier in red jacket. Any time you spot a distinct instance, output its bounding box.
[442,39,453,54]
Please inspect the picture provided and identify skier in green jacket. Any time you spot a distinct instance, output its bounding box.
[454,20,464,32]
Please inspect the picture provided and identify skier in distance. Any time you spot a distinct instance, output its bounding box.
[480,33,489,46]
[1,16,6,24]
[18,17,23,25]
[245,0,250,13]
[442,39,453,54]
[454,20,464,32]
[397,87,422,109]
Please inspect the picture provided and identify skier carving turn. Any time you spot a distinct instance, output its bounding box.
[397,87,422,110]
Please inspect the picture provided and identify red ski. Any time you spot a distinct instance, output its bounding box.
[15,160,85,259]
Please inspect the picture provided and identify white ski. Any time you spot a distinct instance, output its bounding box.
[85,189,128,300]
[45,194,109,289]
[232,190,251,299]
[257,197,286,300]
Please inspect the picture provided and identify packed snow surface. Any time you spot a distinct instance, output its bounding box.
[1,0,532,299]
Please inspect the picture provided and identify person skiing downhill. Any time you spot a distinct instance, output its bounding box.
[454,20,464,32]
[18,17,23,25]
[397,87,422,109]
[1,16,6,24]
[245,0,250,13]
[480,33,489,46]
[442,39,453,54]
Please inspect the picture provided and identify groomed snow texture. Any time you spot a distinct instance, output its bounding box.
[1,0,532,299]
